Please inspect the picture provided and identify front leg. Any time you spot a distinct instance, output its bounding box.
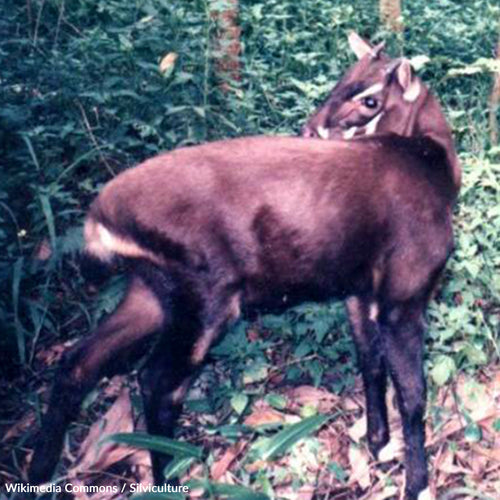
[346,296,389,457]
[380,300,428,500]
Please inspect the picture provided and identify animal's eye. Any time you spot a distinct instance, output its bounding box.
[362,96,378,109]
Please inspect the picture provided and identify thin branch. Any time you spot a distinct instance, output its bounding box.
[76,101,116,177]
[489,34,500,145]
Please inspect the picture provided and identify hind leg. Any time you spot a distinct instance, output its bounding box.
[139,336,196,485]
[139,286,240,484]
[28,275,164,484]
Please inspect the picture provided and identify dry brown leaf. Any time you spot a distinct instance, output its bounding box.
[378,435,404,463]
[36,341,69,366]
[210,441,247,480]
[470,444,500,463]
[274,485,314,500]
[348,415,366,443]
[69,478,91,500]
[246,327,260,342]
[470,449,489,477]
[343,396,363,412]
[370,484,398,500]
[286,385,339,413]
[3,411,35,442]
[159,52,177,74]
[348,444,371,489]
[244,407,286,427]
[427,373,499,448]
[434,447,462,475]
[127,448,153,486]
[69,388,135,475]
[34,238,52,261]
[245,459,268,473]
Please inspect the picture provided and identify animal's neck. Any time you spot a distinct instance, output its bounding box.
[414,91,461,192]
[385,85,461,193]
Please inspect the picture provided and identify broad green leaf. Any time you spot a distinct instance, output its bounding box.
[132,492,185,500]
[265,393,287,410]
[464,422,482,443]
[162,456,195,481]
[431,355,456,386]
[104,433,202,459]
[185,480,269,500]
[231,393,249,415]
[12,257,25,364]
[250,414,328,461]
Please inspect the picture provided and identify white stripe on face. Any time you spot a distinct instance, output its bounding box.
[353,82,384,101]
[364,112,384,135]
[343,126,358,139]
[317,126,330,139]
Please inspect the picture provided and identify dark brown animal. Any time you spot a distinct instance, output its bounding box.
[28,33,460,500]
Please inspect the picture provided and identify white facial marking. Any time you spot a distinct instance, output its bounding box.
[353,83,384,101]
[317,126,330,139]
[364,112,384,135]
[403,80,421,102]
[417,488,434,500]
[343,126,357,139]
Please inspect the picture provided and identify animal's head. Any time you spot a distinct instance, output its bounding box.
[302,32,425,140]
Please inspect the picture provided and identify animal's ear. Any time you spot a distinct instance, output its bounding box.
[388,58,422,102]
[348,32,374,60]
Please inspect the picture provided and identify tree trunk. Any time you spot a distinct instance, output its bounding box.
[489,34,500,145]
[210,0,241,92]
[380,0,403,32]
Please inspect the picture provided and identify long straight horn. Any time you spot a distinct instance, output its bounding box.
[348,32,385,60]
[348,32,374,60]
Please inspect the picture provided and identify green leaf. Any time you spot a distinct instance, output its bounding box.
[464,422,482,443]
[461,345,487,366]
[250,414,328,461]
[431,355,456,386]
[162,456,195,481]
[294,340,312,357]
[185,480,269,500]
[243,363,268,384]
[103,433,203,459]
[39,192,57,251]
[12,257,25,364]
[265,393,287,410]
[231,393,249,415]
[132,492,185,500]
[216,424,254,439]
[328,461,348,483]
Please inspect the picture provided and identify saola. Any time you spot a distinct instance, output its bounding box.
[28,33,460,500]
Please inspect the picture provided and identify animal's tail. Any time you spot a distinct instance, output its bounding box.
[80,216,119,285]
[80,213,161,284]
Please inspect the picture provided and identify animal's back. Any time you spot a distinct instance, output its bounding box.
[84,135,452,306]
